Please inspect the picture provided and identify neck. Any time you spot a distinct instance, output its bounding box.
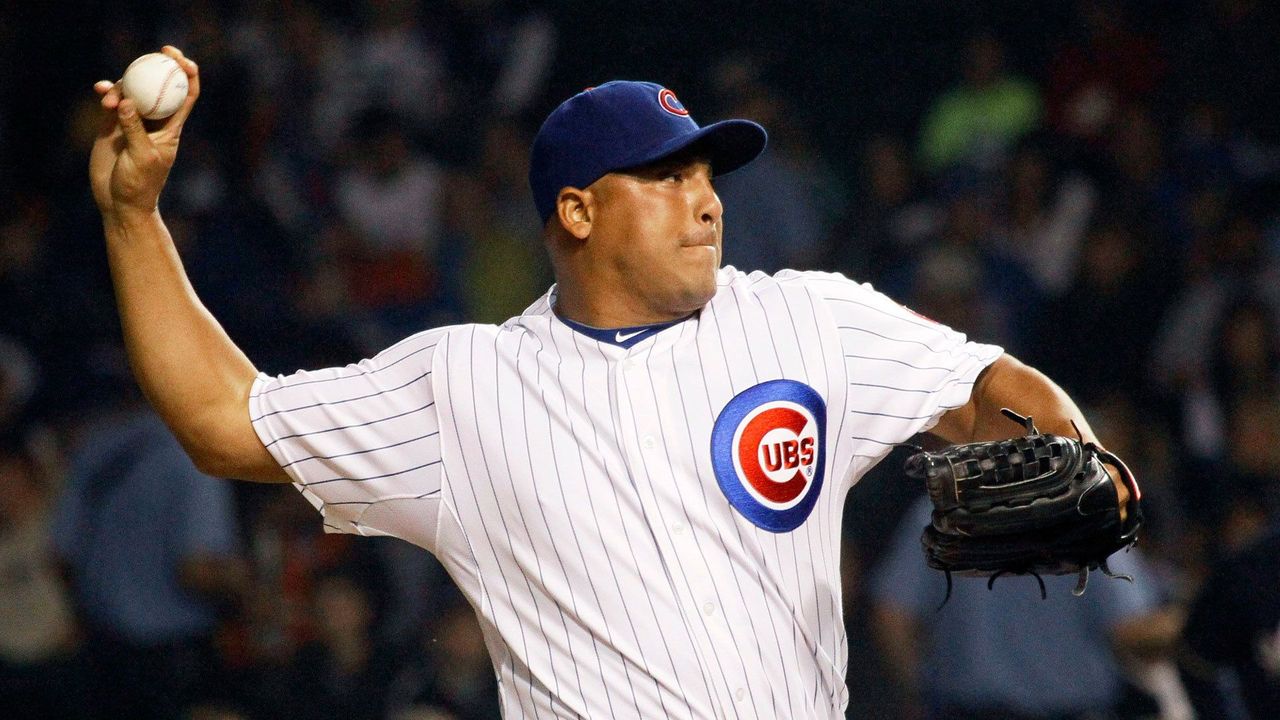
[552,277,689,329]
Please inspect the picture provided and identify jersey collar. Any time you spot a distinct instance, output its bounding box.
[557,314,691,349]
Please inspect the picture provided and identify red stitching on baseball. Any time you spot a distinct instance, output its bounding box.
[149,64,181,118]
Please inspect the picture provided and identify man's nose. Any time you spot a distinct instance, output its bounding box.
[695,174,722,225]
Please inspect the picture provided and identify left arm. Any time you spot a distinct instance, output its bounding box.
[930,353,1132,513]
[932,353,1099,444]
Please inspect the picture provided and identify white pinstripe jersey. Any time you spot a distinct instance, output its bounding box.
[249,267,1003,719]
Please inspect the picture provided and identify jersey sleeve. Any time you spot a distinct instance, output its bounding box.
[248,328,448,545]
[803,270,1004,456]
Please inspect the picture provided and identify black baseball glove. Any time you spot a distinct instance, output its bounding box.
[905,408,1143,602]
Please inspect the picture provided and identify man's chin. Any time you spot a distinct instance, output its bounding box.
[675,272,718,313]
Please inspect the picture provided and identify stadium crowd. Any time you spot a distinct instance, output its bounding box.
[1,0,1278,718]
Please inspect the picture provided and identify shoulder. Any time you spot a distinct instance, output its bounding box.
[712,266,869,298]
[725,267,913,316]
[429,286,556,357]
[710,266,920,325]
[426,284,556,349]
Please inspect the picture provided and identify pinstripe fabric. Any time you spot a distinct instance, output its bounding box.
[249,267,1002,718]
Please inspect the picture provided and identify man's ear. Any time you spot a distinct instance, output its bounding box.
[555,187,592,240]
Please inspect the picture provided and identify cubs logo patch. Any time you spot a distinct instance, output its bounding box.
[658,88,689,116]
[711,379,826,532]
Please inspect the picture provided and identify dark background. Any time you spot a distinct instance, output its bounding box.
[1,1,1279,718]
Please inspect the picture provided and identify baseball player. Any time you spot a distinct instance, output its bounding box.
[90,47,1132,718]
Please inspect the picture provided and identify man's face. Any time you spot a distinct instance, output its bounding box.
[584,153,723,318]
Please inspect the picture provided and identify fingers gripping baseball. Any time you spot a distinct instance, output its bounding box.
[89,46,200,217]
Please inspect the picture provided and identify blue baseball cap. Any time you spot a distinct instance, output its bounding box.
[529,80,768,224]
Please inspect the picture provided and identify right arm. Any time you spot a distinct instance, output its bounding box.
[89,47,286,483]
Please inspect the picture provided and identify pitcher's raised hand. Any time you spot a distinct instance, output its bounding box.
[89,45,199,219]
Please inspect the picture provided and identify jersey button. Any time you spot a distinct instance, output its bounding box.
[642,435,656,449]
[672,521,685,535]
[735,688,746,702]
[702,602,715,617]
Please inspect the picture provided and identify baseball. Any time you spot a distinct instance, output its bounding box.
[120,53,188,120]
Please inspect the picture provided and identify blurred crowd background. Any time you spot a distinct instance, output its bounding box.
[2,0,1280,718]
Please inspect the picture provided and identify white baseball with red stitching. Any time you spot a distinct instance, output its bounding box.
[120,53,188,120]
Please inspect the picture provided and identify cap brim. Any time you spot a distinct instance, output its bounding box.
[619,119,768,178]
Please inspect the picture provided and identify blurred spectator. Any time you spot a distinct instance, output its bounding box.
[0,335,39,429]
[0,430,83,720]
[888,177,1039,350]
[454,120,552,323]
[1177,101,1245,193]
[260,255,368,372]
[1044,0,1165,152]
[250,568,399,720]
[335,109,446,260]
[1166,0,1280,145]
[1150,211,1280,413]
[0,195,54,351]
[225,488,438,716]
[1168,396,1280,603]
[332,108,456,347]
[162,137,300,361]
[1213,398,1280,525]
[373,536,455,651]
[311,0,450,151]
[1097,106,1189,249]
[158,0,254,149]
[1182,480,1280,720]
[713,65,830,273]
[870,496,1188,720]
[997,140,1097,298]
[0,15,12,197]
[386,595,502,720]
[1177,297,1280,463]
[51,379,247,719]
[1039,221,1171,403]
[236,3,344,244]
[828,134,943,285]
[226,490,360,672]
[905,245,1003,344]
[440,0,557,118]
[917,31,1041,176]
[0,195,116,410]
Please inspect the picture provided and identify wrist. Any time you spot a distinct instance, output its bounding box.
[103,205,161,231]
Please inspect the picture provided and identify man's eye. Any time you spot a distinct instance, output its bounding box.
[663,171,683,182]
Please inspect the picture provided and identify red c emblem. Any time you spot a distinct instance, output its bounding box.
[735,407,815,505]
[658,88,689,116]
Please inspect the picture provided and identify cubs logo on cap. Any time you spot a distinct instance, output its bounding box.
[711,379,827,532]
[657,88,689,116]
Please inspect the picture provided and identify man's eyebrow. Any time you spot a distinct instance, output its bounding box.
[630,155,713,175]
[668,153,712,168]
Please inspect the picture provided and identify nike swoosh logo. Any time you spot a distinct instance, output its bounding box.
[615,329,646,342]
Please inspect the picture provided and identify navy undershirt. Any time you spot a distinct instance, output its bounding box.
[558,314,691,348]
